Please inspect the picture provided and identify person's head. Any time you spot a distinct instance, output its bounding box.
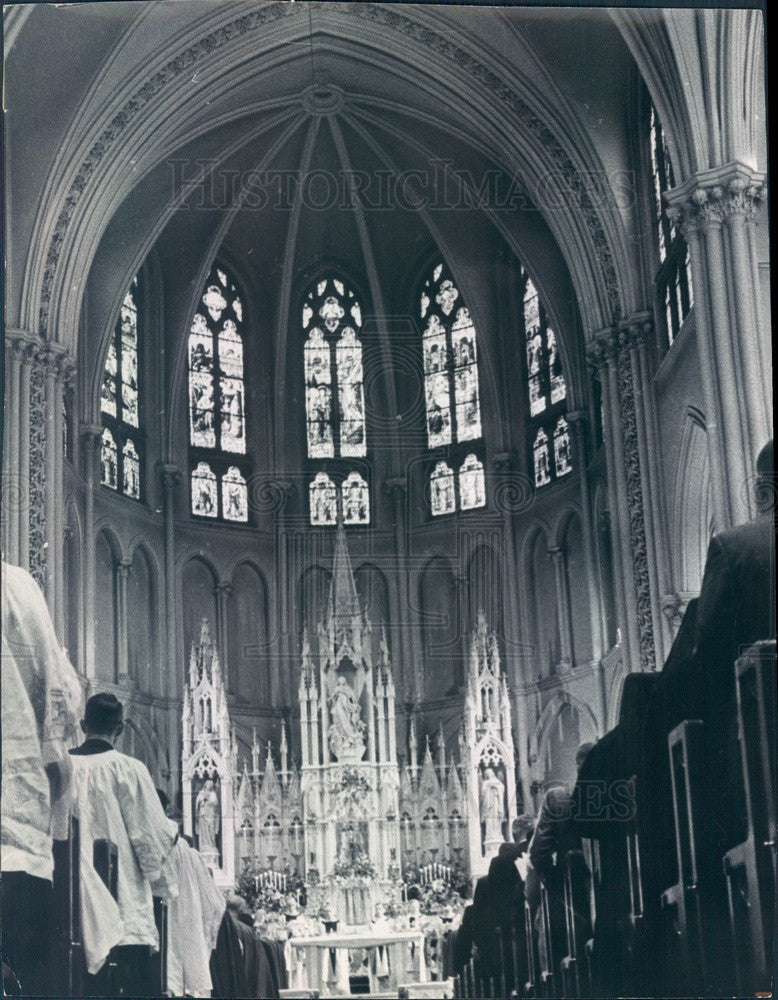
[755,439,774,516]
[512,813,534,844]
[81,692,124,743]
[575,742,595,772]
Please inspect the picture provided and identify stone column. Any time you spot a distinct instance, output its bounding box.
[18,342,34,570]
[215,582,233,691]
[492,452,534,809]
[161,464,182,797]
[81,423,103,682]
[116,558,131,684]
[3,335,22,563]
[620,318,672,668]
[665,163,768,526]
[272,480,296,709]
[548,547,573,670]
[587,333,641,672]
[385,478,421,704]
[566,412,604,661]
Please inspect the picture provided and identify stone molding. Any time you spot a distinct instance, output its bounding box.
[664,161,767,234]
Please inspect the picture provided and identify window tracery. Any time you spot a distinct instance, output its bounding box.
[100,275,143,498]
[649,105,693,347]
[303,275,369,526]
[522,269,572,489]
[188,264,250,523]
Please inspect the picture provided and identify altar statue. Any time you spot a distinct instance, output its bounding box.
[479,767,505,843]
[195,778,220,859]
[328,675,365,760]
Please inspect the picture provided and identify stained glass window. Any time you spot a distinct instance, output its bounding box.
[310,472,337,526]
[533,429,551,488]
[122,440,141,499]
[459,454,486,510]
[100,275,144,499]
[101,429,118,490]
[649,105,693,347]
[421,262,482,448]
[430,461,456,517]
[222,466,248,522]
[188,265,246,453]
[522,268,572,489]
[303,277,365,458]
[191,462,218,518]
[342,471,369,525]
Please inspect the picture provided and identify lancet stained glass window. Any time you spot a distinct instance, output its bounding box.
[187,264,251,524]
[429,455,485,516]
[521,268,572,489]
[342,471,369,525]
[303,277,366,459]
[649,105,693,347]
[421,262,482,447]
[100,275,144,498]
[310,472,337,526]
[188,265,246,453]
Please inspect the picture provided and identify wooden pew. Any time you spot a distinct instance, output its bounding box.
[52,815,84,997]
[722,640,776,994]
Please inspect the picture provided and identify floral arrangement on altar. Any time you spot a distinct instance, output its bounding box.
[237,865,307,920]
[401,861,470,915]
[329,855,378,884]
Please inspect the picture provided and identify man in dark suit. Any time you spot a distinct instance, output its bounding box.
[693,439,775,854]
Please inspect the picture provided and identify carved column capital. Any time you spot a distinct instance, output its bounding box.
[80,422,104,447]
[665,161,767,234]
[159,463,183,492]
[547,546,564,565]
[619,312,653,352]
[491,451,515,474]
[585,326,618,372]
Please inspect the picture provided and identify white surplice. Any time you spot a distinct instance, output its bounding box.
[165,837,226,998]
[69,748,178,973]
[1,560,83,880]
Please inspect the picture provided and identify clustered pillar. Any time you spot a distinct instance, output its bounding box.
[665,163,769,529]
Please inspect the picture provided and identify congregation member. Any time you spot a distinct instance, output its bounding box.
[68,692,179,996]
[451,875,500,986]
[691,438,776,856]
[487,814,535,993]
[529,743,594,975]
[1,558,83,994]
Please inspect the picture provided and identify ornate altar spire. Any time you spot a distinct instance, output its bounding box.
[328,512,361,625]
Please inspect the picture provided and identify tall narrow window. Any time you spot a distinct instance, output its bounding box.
[421,262,481,447]
[303,277,366,458]
[189,266,246,453]
[100,275,144,498]
[522,268,572,489]
[188,264,250,522]
[649,106,693,348]
[421,261,485,515]
[303,275,369,527]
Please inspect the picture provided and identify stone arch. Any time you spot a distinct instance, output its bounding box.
[94,527,121,684]
[228,560,271,707]
[181,555,219,659]
[522,524,559,681]
[559,510,594,667]
[672,408,713,595]
[126,543,158,695]
[535,691,599,788]
[419,555,461,700]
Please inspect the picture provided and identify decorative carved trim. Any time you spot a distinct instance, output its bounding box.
[28,354,48,586]
[349,4,621,320]
[664,161,767,235]
[615,321,654,672]
[38,1,298,334]
[37,2,623,335]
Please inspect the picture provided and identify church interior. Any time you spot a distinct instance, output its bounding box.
[1,3,774,998]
